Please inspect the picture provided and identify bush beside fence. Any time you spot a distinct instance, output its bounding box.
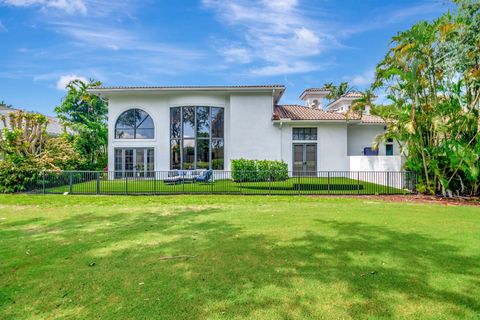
[231,159,288,182]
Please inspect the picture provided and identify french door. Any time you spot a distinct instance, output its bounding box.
[114,148,154,178]
[293,143,317,176]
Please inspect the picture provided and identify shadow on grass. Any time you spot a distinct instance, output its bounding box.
[1,208,479,319]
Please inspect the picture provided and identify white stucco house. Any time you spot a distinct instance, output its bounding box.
[89,85,402,177]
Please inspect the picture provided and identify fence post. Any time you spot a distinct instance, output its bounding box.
[69,172,73,194]
[125,176,128,194]
[357,171,360,195]
[297,174,300,195]
[326,172,329,194]
[153,172,157,194]
[96,172,100,194]
[387,171,391,194]
[240,171,244,195]
[42,170,46,194]
[268,171,271,196]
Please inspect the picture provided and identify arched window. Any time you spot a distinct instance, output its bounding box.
[115,108,154,139]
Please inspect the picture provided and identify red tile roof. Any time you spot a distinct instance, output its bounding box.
[360,114,385,124]
[273,105,351,121]
[273,105,385,124]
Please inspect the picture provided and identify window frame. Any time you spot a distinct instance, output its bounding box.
[114,108,155,140]
[169,106,224,170]
[292,127,318,141]
[113,147,155,178]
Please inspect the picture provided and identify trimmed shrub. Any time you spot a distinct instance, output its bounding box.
[231,159,288,182]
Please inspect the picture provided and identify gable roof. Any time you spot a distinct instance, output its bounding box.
[299,88,330,100]
[273,105,384,124]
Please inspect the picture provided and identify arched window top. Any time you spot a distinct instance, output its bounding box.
[115,108,154,139]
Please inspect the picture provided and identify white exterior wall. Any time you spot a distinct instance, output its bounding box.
[347,124,400,156]
[348,124,385,155]
[228,93,281,165]
[349,156,402,171]
[105,89,402,174]
[107,92,229,172]
[279,122,349,171]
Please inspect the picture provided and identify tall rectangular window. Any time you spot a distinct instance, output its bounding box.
[386,138,394,156]
[182,139,195,170]
[170,140,181,170]
[170,106,224,170]
[182,106,195,138]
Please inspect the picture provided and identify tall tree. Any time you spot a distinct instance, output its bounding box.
[323,82,355,101]
[371,0,480,195]
[0,110,48,161]
[55,79,108,170]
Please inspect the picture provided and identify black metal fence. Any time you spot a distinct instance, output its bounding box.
[30,170,417,195]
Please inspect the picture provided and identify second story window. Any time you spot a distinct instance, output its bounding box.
[293,128,317,140]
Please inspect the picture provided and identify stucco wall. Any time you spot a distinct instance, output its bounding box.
[279,122,349,171]
[349,155,403,171]
[107,92,229,172]
[228,93,281,165]
[348,124,386,155]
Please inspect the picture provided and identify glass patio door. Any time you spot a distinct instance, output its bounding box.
[293,143,317,176]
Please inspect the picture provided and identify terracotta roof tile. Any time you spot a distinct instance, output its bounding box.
[273,105,385,124]
[360,114,385,124]
[273,105,351,121]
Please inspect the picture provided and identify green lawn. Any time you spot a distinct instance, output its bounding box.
[44,177,408,195]
[1,195,479,319]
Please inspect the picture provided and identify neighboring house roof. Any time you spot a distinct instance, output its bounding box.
[0,106,64,135]
[327,92,376,110]
[89,84,286,104]
[299,88,330,100]
[273,105,385,124]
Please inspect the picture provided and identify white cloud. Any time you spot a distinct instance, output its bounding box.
[2,0,87,14]
[0,19,7,32]
[56,74,88,90]
[221,47,252,63]
[250,62,321,76]
[203,0,329,76]
[50,21,204,59]
[345,69,375,87]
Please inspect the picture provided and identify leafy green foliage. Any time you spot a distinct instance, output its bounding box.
[0,110,81,193]
[231,159,288,182]
[323,82,355,101]
[371,0,480,195]
[0,159,40,193]
[55,79,108,170]
[0,110,48,161]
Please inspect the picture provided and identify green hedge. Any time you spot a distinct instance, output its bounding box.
[231,159,288,182]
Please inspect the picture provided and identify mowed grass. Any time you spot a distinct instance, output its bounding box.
[1,195,479,319]
[45,177,408,195]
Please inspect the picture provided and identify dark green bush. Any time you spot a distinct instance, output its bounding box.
[231,159,288,182]
[0,159,41,193]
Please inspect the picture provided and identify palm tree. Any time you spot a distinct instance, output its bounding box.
[323,82,355,101]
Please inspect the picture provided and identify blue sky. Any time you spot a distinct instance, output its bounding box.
[0,0,452,115]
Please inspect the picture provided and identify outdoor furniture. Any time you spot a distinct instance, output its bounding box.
[163,170,181,184]
[195,169,213,183]
[163,170,203,184]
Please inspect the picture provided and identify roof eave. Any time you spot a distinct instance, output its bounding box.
[88,85,285,95]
